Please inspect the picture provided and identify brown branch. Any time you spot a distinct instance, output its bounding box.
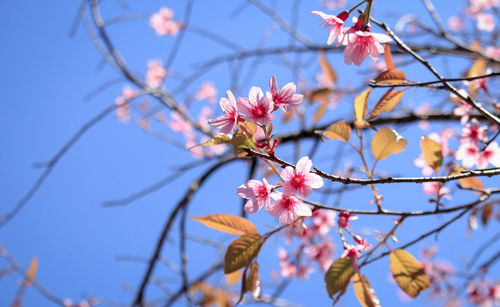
[132,156,237,306]
[243,148,500,185]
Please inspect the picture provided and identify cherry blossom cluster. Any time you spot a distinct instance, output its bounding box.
[337,211,372,273]
[208,76,304,135]
[456,119,500,169]
[312,3,392,66]
[237,156,323,224]
[276,209,336,279]
[150,7,182,36]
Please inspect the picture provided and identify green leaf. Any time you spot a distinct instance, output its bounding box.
[324,121,351,142]
[191,214,258,235]
[199,134,232,147]
[224,234,262,274]
[390,249,430,298]
[371,127,407,160]
[324,258,354,298]
[420,136,443,171]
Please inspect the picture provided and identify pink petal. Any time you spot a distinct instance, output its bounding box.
[282,181,296,196]
[244,199,261,213]
[297,184,312,198]
[281,166,295,181]
[294,203,312,217]
[305,173,324,189]
[295,156,312,175]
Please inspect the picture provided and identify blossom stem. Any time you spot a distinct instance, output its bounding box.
[348,0,368,14]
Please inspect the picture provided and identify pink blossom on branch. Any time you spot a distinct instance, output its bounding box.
[343,28,392,66]
[150,7,182,36]
[268,76,304,112]
[281,156,324,197]
[208,90,243,134]
[268,192,312,224]
[195,82,217,104]
[311,10,349,45]
[338,211,358,228]
[237,178,275,214]
[237,86,275,125]
[146,60,167,88]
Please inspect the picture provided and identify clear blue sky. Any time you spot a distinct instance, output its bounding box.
[0,1,498,306]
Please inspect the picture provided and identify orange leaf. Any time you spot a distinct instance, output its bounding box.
[25,257,38,287]
[319,49,337,85]
[369,89,403,119]
[324,121,351,142]
[191,214,258,235]
[224,233,262,274]
[313,99,329,123]
[373,68,406,84]
[384,42,394,70]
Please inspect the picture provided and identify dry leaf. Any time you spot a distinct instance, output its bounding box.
[369,89,403,119]
[224,233,262,274]
[324,258,354,298]
[191,214,258,235]
[353,273,381,307]
[324,121,351,142]
[390,249,430,298]
[354,89,372,128]
[371,127,407,160]
[319,49,337,85]
[25,256,38,287]
[420,137,443,171]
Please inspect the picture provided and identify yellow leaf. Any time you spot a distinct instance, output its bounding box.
[354,89,372,128]
[390,249,430,298]
[420,137,443,171]
[25,256,38,287]
[467,59,486,97]
[224,233,262,274]
[193,134,231,148]
[371,127,407,160]
[369,89,403,119]
[324,258,354,298]
[319,49,337,85]
[282,108,295,123]
[191,214,258,235]
[232,131,255,158]
[313,99,329,123]
[373,68,407,84]
[224,269,242,286]
[324,121,351,142]
[353,273,381,307]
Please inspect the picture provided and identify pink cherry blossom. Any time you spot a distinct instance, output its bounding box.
[343,29,392,66]
[208,90,242,134]
[456,142,480,168]
[146,60,167,88]
[195,82,217,104]
[311,11,349,45]
[341,243,364,272]
[150,7,182,36]
[312,209,336,236]
[169,108,193,133]
[415,155,435,176]
[460,119,487,145]
[338,211,358,228]
[237,86,275,125]
[478,142,500,168]
[268,192,312,224]
[476,13,495,32]
[305,238,335,270]
[237,178,275,213]
[448,16,465,32]
[353,235,372,251]
[423,181,451,199]
[268,76,304,112]
[281,156,323,197]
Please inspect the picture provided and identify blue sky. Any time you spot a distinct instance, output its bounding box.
[0,1,498,306]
